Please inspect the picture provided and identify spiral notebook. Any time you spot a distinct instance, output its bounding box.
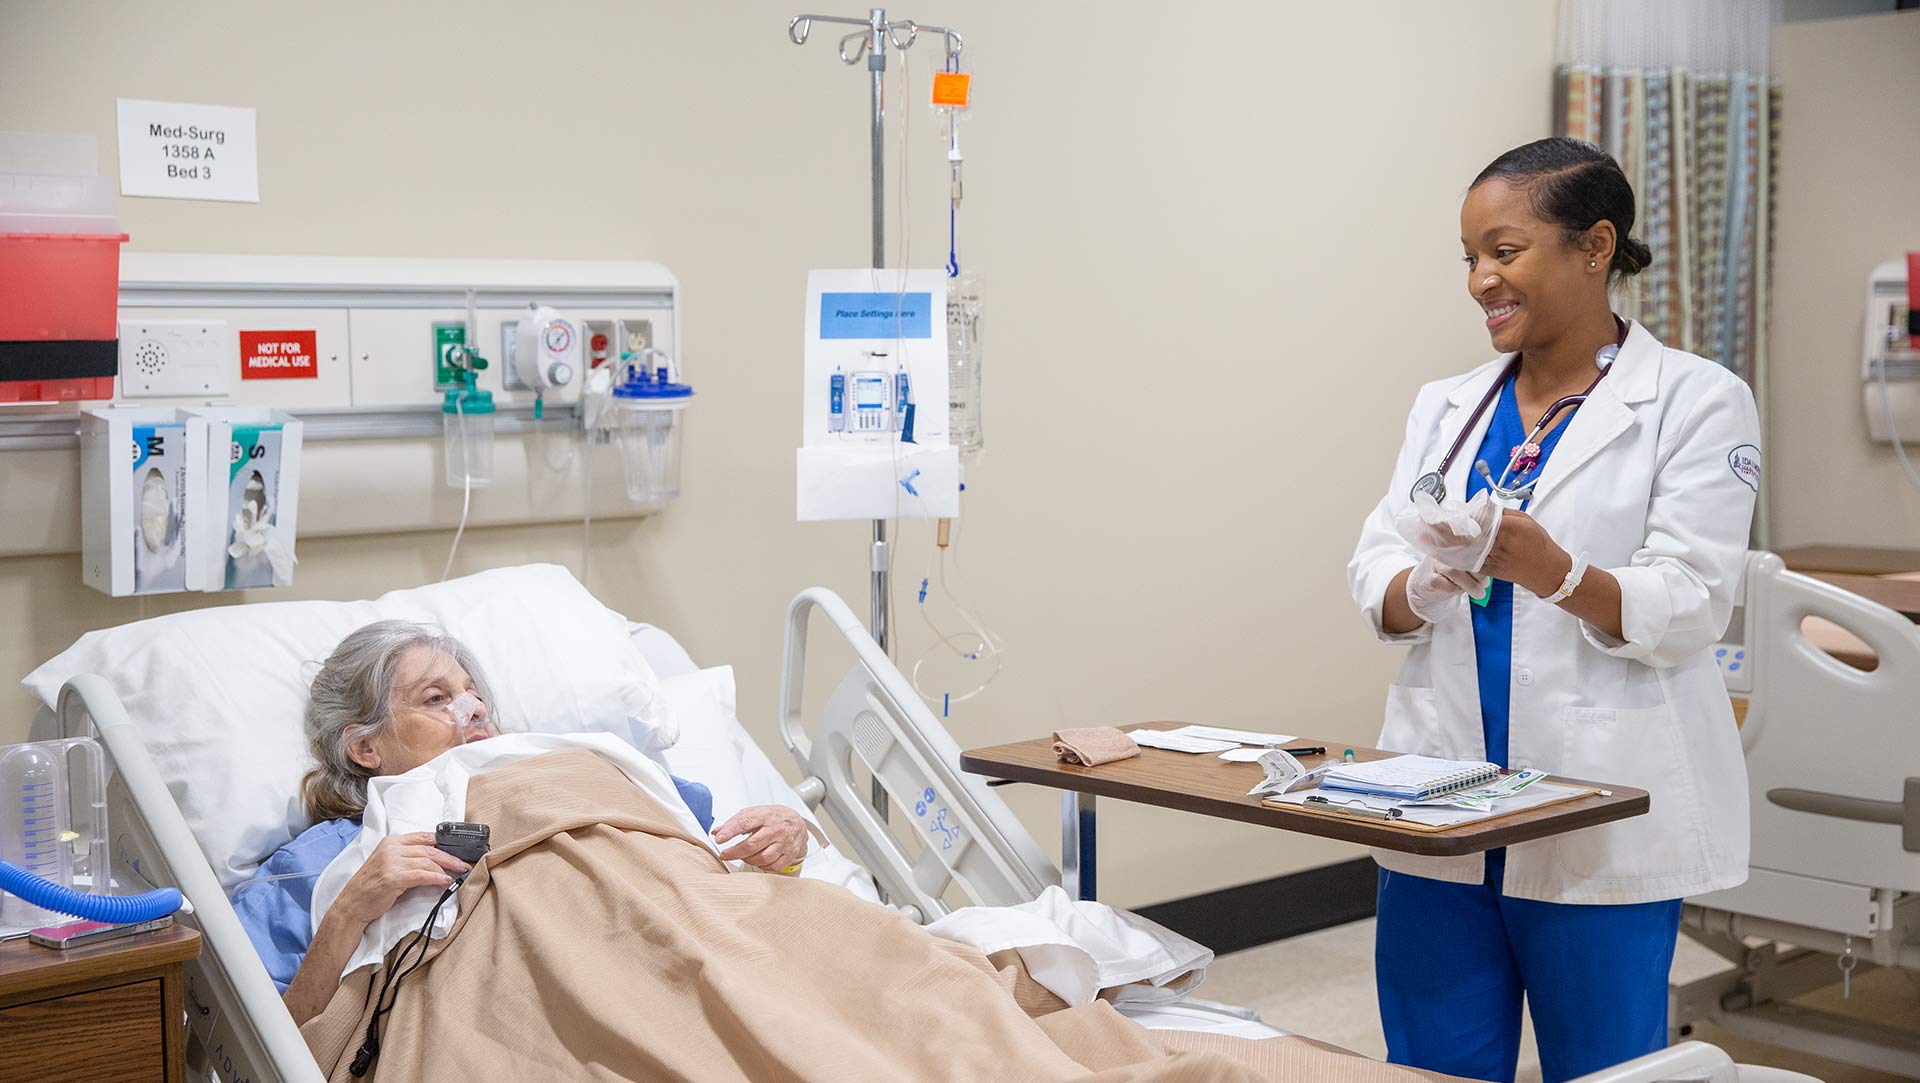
[1317,755,1502,801]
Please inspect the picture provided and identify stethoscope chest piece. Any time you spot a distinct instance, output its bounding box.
[1409,471,1448,504]
[1410,328,1626,508]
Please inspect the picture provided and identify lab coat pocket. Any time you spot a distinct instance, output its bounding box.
[1377,684,1445,757]
[1553,705,1705,882]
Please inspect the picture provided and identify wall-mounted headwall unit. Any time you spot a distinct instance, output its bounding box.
[0,255,685,557]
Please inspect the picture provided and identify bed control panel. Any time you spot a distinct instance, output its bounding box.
[1714,641,1752,694]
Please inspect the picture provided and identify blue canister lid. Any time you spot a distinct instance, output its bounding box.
[612,365,694,400]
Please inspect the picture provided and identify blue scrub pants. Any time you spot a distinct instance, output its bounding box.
[1374,852,1682,1083]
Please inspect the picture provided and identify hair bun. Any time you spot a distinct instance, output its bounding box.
[1614,237,1652,277]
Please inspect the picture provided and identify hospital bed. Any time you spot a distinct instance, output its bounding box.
[1674,551,1920,1079]
[21,569,1800,1083]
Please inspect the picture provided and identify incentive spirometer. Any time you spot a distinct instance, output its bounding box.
[0,737,182,931]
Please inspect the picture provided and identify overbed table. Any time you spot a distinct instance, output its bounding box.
[961,724,1649,901]
[1778,544,1920,617]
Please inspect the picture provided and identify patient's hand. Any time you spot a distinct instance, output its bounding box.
[336,831,470,925]
[284,832,469,1026]
[712,806,810,872]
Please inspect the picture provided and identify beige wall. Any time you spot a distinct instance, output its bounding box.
[1768,10,1920,548]
[0,0,1555,907]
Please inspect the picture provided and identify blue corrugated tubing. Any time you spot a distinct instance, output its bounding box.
[0,860,182,923]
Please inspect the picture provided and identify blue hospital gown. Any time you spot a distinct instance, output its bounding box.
[232,775,713,993]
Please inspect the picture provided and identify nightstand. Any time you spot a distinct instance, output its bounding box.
[0,922,200,1082]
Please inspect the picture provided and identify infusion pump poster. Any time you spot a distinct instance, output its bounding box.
[116,98,260,202]
[797,268,958,521]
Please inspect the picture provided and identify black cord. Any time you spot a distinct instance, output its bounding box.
[349,873,467,1078]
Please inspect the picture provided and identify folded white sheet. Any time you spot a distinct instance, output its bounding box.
[1111,999,1288,1040]
[925,885,1214,1009]
[312,732,713,981]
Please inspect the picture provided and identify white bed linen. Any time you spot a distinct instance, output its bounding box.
[653,665,878,902]
[312,731,710,981]
[926,885,1213,1008]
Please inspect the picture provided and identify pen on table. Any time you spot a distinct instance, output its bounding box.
[1271,745,1326,757]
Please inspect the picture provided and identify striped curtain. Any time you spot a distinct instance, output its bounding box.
[1556,0,1782,381]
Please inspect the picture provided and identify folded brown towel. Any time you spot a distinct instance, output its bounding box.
[1051,726,1141,766]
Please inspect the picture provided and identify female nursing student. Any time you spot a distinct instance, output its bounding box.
[1347,137,1761,1083]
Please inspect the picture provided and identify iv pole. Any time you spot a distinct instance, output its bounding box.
[788,10,964,820]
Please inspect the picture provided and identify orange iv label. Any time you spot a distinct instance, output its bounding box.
[931,72,971,107]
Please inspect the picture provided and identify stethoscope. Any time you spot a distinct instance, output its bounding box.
[1409,317,1628,505]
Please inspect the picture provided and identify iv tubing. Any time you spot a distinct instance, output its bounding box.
[1876,353,1920,496]
[440,397,473,583]
[911,518,1005,705]
[0,860,181,924]
[581,424,594,583]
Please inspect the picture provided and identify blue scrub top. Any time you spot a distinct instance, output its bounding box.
[1466,375,1578,769]
[232,775,714,993]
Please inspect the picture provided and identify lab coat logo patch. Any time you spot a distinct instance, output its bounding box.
[1727,444,1761,492]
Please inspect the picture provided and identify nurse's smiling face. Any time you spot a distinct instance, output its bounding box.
[1460,178,1607,356]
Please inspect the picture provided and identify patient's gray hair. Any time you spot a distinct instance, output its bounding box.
[299,620,496,822]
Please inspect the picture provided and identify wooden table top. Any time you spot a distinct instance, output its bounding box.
[961,725,1649,858]
[1801,571,1920,618]
[1778,544,1920,577]
[0,923,199,1001]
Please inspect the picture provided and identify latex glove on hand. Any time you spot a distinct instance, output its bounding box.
[1394,490,1503,574]
[1405,556,1484,624]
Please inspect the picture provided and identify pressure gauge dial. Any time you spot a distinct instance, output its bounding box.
[514,305,582,392]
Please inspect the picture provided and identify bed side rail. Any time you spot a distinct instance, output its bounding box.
[59,674,325,1083]
[1741,551,1920,893]
[779,587,1056,921]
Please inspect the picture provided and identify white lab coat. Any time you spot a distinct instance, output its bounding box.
[1348,320,1759,905]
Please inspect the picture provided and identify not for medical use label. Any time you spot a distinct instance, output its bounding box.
[116,98,259,202]
[239,330,318,380]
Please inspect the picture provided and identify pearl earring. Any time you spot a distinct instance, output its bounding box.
[1589,260,1598,268]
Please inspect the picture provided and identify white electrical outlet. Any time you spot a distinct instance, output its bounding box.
[118,319,232,398]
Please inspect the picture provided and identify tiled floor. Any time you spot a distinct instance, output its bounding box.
[1203,919,1920,1082]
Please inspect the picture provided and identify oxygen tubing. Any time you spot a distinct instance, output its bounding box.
[0,860,181,924]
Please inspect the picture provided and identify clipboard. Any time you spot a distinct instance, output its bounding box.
[1262,780,1599,834]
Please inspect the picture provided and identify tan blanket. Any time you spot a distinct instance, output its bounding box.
[302,749,1464,1082]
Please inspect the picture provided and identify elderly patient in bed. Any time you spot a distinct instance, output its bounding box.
[229,620,815,1026]
[235,623,1464,1083]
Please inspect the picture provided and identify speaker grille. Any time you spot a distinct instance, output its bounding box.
[131,338,169,377]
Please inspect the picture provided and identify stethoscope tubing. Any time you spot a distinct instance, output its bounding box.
[1420,317,1628,501]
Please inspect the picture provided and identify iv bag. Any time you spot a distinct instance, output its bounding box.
[946,274,983,457]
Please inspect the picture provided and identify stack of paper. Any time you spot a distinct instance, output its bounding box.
[1266,772,1583,829]
[1129,725,1297,755]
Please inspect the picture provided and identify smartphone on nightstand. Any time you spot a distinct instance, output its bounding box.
[27,916,173,950]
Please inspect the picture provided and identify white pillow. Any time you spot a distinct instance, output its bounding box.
[24,564,669,890]
[656,666,879,903]
[627,622,699,679]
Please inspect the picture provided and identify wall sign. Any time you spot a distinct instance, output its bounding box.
[239,330,317,380]
[116,98,259,203]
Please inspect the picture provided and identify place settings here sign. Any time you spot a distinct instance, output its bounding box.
[116,99,259,203]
